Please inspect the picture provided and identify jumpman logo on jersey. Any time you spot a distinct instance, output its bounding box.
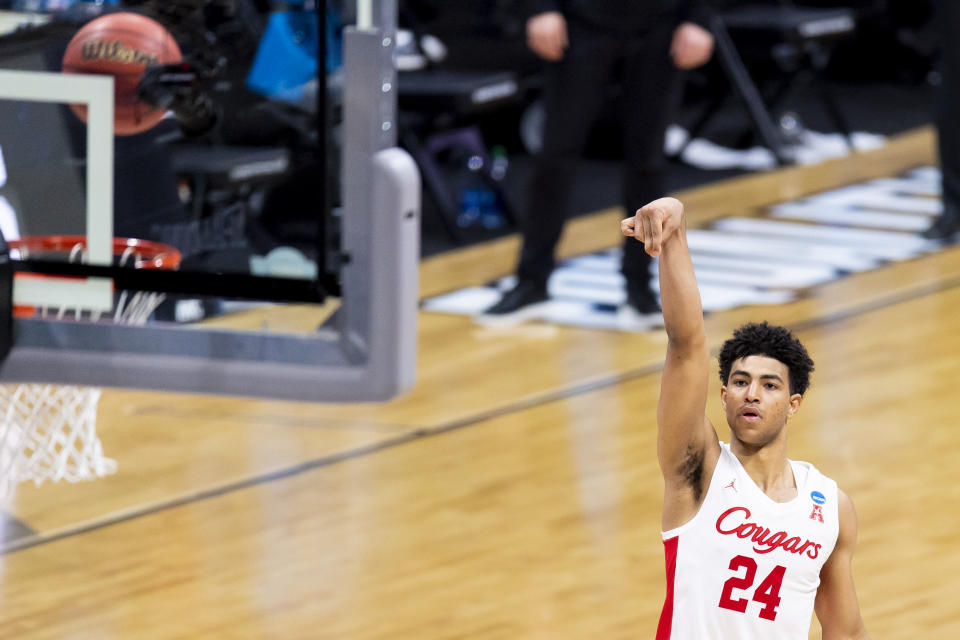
[723,478,738,492]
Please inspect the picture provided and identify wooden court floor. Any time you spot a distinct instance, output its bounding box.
[2,128,959,638]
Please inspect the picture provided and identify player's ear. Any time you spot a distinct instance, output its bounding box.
[787,393,802,417]
[720,384,728,410]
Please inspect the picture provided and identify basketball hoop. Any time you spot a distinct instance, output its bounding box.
[0,236,181,499]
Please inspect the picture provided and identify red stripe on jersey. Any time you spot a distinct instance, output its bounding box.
[656,536,679,639]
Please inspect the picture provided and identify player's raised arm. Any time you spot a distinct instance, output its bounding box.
[622,198,719,524]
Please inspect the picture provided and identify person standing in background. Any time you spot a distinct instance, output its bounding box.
[485,0,714,319]
[923,0,960,241]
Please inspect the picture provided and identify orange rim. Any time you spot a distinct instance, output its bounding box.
[8,235,182,270]
[9,236,182,318]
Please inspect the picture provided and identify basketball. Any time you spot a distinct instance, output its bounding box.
[61,12,181,136]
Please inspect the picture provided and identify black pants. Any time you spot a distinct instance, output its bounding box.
[936,0,960,216]
[517,17,683,289]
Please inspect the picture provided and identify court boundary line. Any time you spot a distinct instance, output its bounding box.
[4,268,960,556]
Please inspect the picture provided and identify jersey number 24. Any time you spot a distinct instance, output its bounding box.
[718,555,786,621]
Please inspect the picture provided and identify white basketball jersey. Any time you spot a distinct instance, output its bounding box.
[656,442,839,639]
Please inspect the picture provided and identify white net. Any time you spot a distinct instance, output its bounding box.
[0,385,115,497]
[1,238,177,499]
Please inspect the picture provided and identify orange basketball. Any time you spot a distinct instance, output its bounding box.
[62,12,181,136]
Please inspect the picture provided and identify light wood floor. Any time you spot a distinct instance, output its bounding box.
[2,128,957,638]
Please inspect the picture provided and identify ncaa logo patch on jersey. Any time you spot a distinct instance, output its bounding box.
[809,491,826,522]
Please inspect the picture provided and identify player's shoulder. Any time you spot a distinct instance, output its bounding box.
[835,487,856,520]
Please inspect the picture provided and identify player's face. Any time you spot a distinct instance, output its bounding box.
[721,355,802,446]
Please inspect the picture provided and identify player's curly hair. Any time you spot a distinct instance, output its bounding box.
[717,322,814,396]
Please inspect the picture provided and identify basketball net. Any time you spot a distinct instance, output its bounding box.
[0,385,114,498]
[0,238,180,500]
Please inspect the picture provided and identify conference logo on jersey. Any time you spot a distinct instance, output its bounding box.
[809,491,826,523]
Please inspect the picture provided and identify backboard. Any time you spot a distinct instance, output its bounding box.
[0,1,420,402]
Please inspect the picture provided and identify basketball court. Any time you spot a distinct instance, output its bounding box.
[0,3,957,640]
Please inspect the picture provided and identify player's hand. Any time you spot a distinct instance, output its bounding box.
[621,197,685,257]
[670,22,714,70]
[526,12,568,62]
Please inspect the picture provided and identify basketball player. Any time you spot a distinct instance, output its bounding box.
[621,197,871,639]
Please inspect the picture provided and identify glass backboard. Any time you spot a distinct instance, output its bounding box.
[0,0,420,402]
